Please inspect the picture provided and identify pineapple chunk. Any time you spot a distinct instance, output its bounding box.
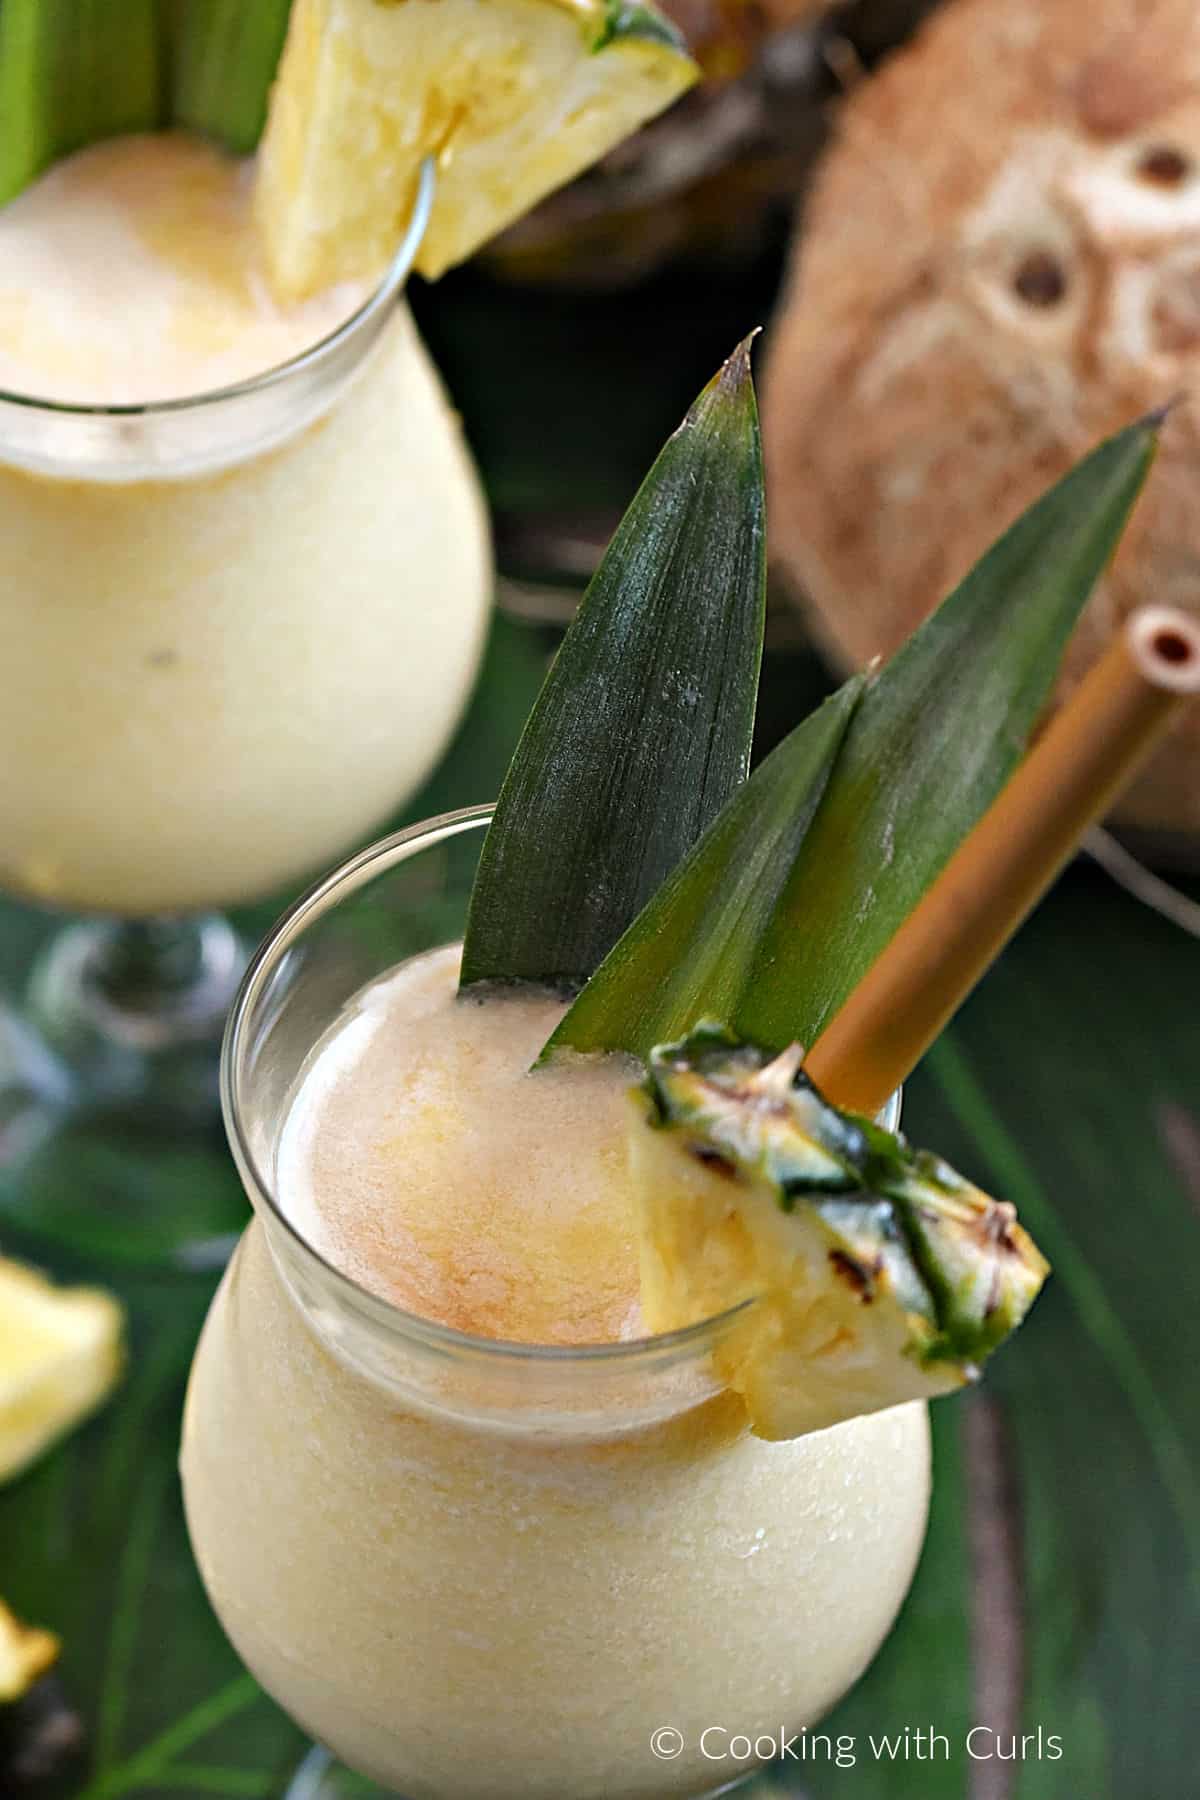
[256,0,698,293]
[0,1256,124,1485]
[630,1025,1049,1440]
[0,1598,58,1703]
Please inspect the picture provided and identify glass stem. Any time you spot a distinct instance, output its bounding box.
[81,917,235,1035]
[34,914,244,1051]
[22,914,246,1116]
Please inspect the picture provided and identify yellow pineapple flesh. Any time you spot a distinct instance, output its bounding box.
[0,1599,58,1704]
[0,1255,124,1485]
[256,0,698,293]
[629,1026,1049,1440]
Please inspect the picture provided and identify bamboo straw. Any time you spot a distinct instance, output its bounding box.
[805,606,1200,1118]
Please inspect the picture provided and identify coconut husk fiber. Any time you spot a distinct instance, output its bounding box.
[764,0,1200,851]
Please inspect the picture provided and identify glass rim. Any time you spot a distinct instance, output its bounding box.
[0,156,435,420]
[221,805,762,1371]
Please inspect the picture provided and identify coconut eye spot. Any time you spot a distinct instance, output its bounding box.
[1135,144,1193,189]
[1153,629,1193,666]
[1012,250,1068,308]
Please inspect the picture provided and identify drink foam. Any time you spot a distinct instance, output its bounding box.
[276,946,645,1346]
[0,134,368,405]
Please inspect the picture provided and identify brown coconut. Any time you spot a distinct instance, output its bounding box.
[763,0,1200,852]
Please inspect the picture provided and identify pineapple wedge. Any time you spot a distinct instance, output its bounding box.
[256,0,698,293]
[0,1256,124,1485]
[0,1598,57,1703]
[630,1025,1049,1440]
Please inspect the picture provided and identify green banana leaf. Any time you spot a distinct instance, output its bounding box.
[460,340,766,988]
[0,0,163,207]
[549,417,1158,1062]
[1,619,1198,1799]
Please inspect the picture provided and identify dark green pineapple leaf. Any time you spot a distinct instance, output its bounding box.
[167,0,293,154]
[550,414,1158,1060]
[0,0,164,207]
[735,415,1158,1053]
[460,338,766,991]
[544,677,863,1059]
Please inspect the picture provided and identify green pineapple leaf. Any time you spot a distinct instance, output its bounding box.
[167,0,294,155]
[548,413,1158,1062]
[541,676,864,1058]
[0,0,164,207]
[460,337,767,991]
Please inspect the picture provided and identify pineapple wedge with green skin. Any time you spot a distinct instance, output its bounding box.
[256,0,698,294]
[630,1025,1049,1440]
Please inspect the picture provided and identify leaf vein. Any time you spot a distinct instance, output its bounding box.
[76,1674,260,1800]
[928,1031,1200,1592]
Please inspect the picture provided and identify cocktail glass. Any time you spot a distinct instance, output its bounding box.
[182,808,928,1799]
[0,166,493,1261]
